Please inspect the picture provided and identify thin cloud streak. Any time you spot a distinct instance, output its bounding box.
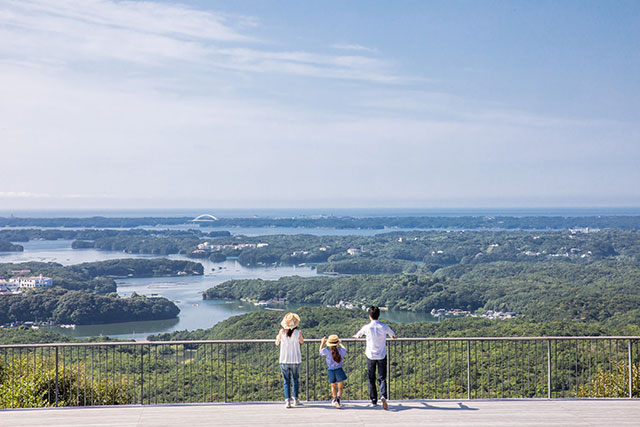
[0,0,403,83]
[332,43,378,53]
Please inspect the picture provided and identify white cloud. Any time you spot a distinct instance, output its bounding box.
[0,192,52,198]
[0,0,402,83]
[332,43,378,53]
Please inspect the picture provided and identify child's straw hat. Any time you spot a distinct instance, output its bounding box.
[326,334,345,349]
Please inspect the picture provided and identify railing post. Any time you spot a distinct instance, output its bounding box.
[305,342,309,401]
[224,343,227,403]
[55,346,59,407]
[467,340,471,400]
[629,339,633,399]
[387,341,391,400]
[547,339,551,399]
[140,345,144,405]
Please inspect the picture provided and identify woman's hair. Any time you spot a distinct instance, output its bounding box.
[286,326,297,338]
[330,346,342,364]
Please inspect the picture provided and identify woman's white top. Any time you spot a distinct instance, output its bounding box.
[279,329,301,364]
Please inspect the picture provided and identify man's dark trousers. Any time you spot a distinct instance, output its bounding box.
[366,356,387,404]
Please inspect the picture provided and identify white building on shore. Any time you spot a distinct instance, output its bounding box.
[7,274,53,288]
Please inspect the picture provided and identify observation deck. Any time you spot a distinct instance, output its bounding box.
[1,337,639,425]
[2,399,640,426]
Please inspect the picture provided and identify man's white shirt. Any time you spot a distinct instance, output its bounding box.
[355,320,396,360]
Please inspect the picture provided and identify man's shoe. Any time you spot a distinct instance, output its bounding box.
[381,396,388,410]
[293,398,302,407]
[335,398,341,409]
[367,402,378,408]
[285,399,292,408]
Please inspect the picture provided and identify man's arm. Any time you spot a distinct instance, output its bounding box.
[386,325,397,339]
[353,325,366,339]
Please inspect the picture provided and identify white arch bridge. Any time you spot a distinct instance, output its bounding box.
[191,214,218,222]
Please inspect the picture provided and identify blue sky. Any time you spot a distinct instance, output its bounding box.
[0,0,638,209]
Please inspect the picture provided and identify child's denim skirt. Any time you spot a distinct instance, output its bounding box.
[328,367,347,383]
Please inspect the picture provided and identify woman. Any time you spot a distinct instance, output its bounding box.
[275,312,303,408]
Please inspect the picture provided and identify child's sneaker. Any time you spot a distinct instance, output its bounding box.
[293,398,302,407]
[380,396,388,410]
[284,399,291,408]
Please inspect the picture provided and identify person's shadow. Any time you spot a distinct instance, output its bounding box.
[389,402,478,412]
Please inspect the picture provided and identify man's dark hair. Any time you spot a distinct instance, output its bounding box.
[368,306,380,320]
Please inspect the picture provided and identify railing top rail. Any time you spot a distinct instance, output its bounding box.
[1,336,639,349]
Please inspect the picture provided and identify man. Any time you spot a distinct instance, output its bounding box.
[353,305,397,409]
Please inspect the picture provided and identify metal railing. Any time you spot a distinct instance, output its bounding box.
[1,337,638,409]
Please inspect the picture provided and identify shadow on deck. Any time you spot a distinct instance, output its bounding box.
[1,399,640,427]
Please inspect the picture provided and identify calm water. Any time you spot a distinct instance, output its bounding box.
[1,239,436,340]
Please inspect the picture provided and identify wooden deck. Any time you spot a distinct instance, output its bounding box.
[2,400,639,426]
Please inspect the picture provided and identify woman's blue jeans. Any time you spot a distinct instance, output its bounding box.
[280,363,300,400]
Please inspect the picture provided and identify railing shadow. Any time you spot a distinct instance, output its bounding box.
[420,402,478,411]
[299,401,478,412]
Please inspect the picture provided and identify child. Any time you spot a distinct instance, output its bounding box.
[275,312,303,408]
[319,334,348,409]
[353,306,396,410]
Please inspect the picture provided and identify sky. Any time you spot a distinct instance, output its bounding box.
[1,0,639,210]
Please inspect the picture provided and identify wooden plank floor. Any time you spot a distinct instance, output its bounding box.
[2,400,639,426]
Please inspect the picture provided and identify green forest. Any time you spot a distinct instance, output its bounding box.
[182,229,640,270]
[3,223,640,407]
[3,307,640,409]
[0,259,201,325]
[0,240,23,252]
[205,260,640,327]
[0,288,179,325]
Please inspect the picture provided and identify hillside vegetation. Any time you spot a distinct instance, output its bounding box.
[205,260,640,325]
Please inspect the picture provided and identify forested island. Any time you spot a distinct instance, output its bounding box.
[0,288,179,325]
[0,240,23,252]
[71,235,202,255]
[205,260,640,327]
[2,215,640,229]
[187,229,640,271]
[0,228,229,243]
[0,259,202,326]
